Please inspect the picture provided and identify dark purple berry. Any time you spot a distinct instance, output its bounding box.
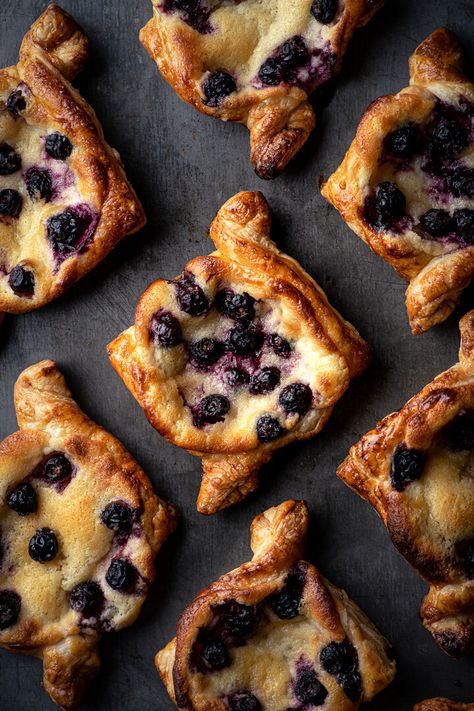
[311,0,338,23]
[224,368,250,387]
[455,538,474,580]
[249,367,281,395]
[101,502,133,532]
[453,209,474,243]
[25,167,53,201]
[28,528,59,563]
[450,169,474,199]
[150,311,182,347]
[420,209,453,237]
[105,558,138,592]
[429,120,468,160]
[391,444,425,492]
[258,57,282,86]
[69,581,104,615]
[45,133,73,160]
[202,71,237,107]
[189,338,223,368]
[195,394,230,425]
[6,482,37,515]
[6,90,26,115]
[447,413,474,451]
[0,590,21,630]
[228,691,262,711]
[267,333,292,358]
[375,181,406,227]
[0,189,22,217]
[8,265,35,296]
[339,669,363,701]
[202,639,229,671]
[219,601,258,639]
[47,209,86,253]
[279,36,309,69]
[256,414,284,442]
[294,667,328,706]
[215,289,255,322]
[44,453,72,482]
[320,640,361,699]
[386,124,419,159]
[270,566,305,619]
[227,325,263,356]
[176,276,209,316]
[278,383,312,415]
[163,0,212,33]
[0,143,21,175]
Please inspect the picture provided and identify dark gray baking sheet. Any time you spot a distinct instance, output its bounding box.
[1,0,473,709]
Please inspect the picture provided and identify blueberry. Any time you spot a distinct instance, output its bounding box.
[420,209,453,237]
[227,326,263,356]
[258,57,283,86]
[450,169,474,199]
[202,639,229,671]
[320,640,361,699]
[256,414,284,442]
[45,133,73,160]
[215,289,255,322]
[453,209,474,243]
[270,566,305,619]
[0,189,22,217]
[447,413,474,451]
[429,120,468,160]
[294,667,328,706]
[267,333,292,358]
[455,538,474,580]
[0,590,21,630]
[8,265,35,297]
[69,581,104,615]
[375,181,406,227]
[47,210,85,253]
[0,143,21,175]
[391,444,425,492]
[43,453,72,482]
[101,502,133,532]
[25,167,53,201]
[279,36,309,69]
[202,71,237,107]
[176,276,209,316]
[6,90,26,115]
[219,601,258,639]
[228,691,262,711]
[150,311,182,347]
[224,368,250,387]
[105,558,138,592]
[6,483,37,515]
[189,338,223,368]
[311,0,338,23]
[195,394,230,425]
[278,383,312,415]
[339,669,363,701]
[28,528,59,563]
[163,0,212,33]
[386,124,419,159]
[249,367,281,395]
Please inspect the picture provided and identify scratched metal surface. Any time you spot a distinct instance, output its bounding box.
[0,1,473,709]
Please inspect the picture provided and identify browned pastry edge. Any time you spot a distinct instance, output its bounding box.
[321,28,474,334]
[139,0,385,179]
[414,700,474,711]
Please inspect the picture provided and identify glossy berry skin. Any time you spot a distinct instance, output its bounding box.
[6,90,26,115]
[197,394,231,425]
[320,641,361,701]
[219,601,258,640]
[374,181,406,227]
[189,338,223,368]
[69,581,104,615]
[429,120,468,160]
[0,188,22,217]
[311,0,338,23]
[256,414,284,442]
[0,590,21,630]
[224,368,250,387]
[47,210,85,253]
[101,502,133,532]
[278,383,312,415]
[28,528,59,563]
[249,367,281,395]
[45,133,73,160]
[8,265,35,296]
[215,289,255,322]
[105,558,137,592]
[267,333,292,358]
[25,167,53,201]
[270,566,305,620]
[453,209,474,243]
[447,413,474,451]
[227,326,263,356]
[202,639,230,671]
[151,311,182,347]
[202,71,237,107]
[6,483,37,515]
[294,667,328,706]
[386,124,419,159]
[259,36,309,86]
[390,444,426,492]
[420,209,453,238]
[43,453,72,482]
[176,276,209,316]
[0,143,21,175]
[228,691,262,711]
[450,169,474,199]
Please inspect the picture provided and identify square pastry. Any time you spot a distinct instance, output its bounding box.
[0,360,176,710]
[156,500,395,710]
[0,4,145,313]
[108,191,371,514]
[338,311,474,657]
[322,29,474,334]
[140,0,385,178]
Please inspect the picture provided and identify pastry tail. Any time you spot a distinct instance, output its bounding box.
[42,635,101,710]
[421,582,474,657]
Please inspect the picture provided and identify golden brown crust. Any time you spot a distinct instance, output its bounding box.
[155,500,395,710]
[415,701,474,711]
[108,191,371,514]
[322,29,474,334]
[0,360,176,709]
[140,0,385,178]
[0,4,145,314]
[337,312,474,657]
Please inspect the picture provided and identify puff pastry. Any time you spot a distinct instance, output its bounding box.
[108,191,371,515]
[0,360,176,710]
[338,311,474,657]
[0,4,145,314]
[322,29,474,334]
[156,500,396,710]
[415,701,474,711]
[140,0,385,179]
